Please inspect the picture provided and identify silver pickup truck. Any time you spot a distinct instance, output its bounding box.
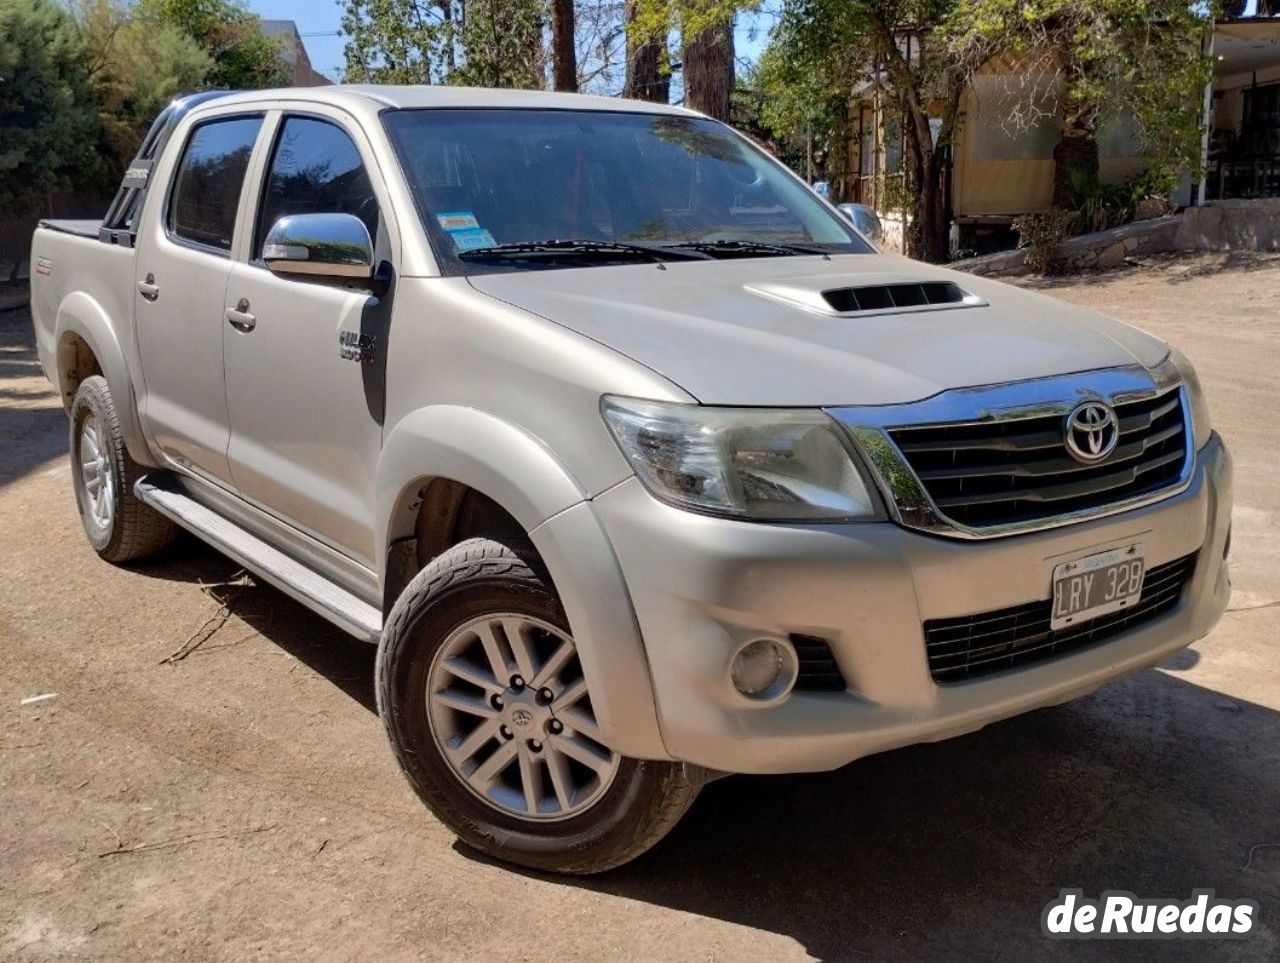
[31,86,1232,874]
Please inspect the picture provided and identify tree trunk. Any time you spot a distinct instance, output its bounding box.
[550,0,576,92]
[898,107,950,263]
[1051,63,1099,209]
[920,152,949,262]
[683,13,734,122]
[623,1,668,102]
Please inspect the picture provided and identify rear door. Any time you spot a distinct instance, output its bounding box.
[221,109,396,566]
[134,111,266,484]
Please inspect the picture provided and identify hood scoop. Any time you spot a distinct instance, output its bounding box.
[746,277,986,318]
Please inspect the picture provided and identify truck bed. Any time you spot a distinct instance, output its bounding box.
[38,219,104,240]
[29,222,136,395]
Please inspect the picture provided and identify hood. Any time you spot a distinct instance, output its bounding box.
[466,254,1169,407]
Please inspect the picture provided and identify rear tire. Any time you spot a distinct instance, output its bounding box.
[70,376,176,563]
[377,536,699,874]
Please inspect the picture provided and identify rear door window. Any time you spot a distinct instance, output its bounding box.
[168,116,264,252]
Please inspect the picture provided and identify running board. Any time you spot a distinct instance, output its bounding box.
[135,476,382,643]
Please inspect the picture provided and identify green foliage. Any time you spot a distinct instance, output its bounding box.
[0,0,101,215]
[341,0,545,88]
[750,23,846,181]
[341,0,445,84]
[952,0,1214,188]
[138,0,288,89]
[1066,167,1134,233]
[1013,207,1080,275]
[760,0,996,260]
[450,0,544,89]
[70,0,211,180]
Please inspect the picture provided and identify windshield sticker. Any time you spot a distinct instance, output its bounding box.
[437,211,481,232]
[450,227,497,252]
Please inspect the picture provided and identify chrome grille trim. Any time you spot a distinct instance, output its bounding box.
[827,359,1195,540]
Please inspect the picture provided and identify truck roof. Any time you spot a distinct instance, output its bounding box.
[199,85,698,118]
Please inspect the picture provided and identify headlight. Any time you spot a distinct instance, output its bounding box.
[1166,348,1212,451]
[601,396,879,521]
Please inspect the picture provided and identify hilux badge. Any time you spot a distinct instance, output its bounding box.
[338,330,376,363]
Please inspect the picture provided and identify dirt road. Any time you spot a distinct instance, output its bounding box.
[2,254,1278,961]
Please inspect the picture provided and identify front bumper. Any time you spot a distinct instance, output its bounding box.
[590,433,1232,774]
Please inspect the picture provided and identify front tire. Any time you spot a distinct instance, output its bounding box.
[376,536,699,874]
[69,376,176,563]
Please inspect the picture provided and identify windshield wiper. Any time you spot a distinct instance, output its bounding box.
[662,239,832,259]
[457,239,710,265]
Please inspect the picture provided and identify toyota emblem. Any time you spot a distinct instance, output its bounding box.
[1064,401,1119,464]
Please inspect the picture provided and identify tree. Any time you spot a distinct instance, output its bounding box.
[0,0,100,215]
[772,0,996,262]
[341,0,545,88]
[69,0,211,180]
[957,0,1215,206]
[752,30,850,184]
[683,2,734,120]
[551,0,578,90]
[574,0,628,94]
[138,0,288,89]
[624,0,669,101]
[628,1,753,114]
[452,0,545,88]
[341,0,451,84]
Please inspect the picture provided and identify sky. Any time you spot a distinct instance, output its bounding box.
[245,0,779,87]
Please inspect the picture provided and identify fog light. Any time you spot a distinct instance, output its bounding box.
[731,638,797,701]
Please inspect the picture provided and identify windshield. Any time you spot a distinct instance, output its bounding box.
[382,108,873,273]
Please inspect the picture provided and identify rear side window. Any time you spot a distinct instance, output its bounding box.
[168,116,263,252]
[254,116,380,257]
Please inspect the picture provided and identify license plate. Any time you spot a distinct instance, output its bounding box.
[1050,544,1145,631]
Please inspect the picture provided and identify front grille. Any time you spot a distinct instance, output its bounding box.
[791,634,848,692]
[887,388,1187,529]
[924,553,1197,683]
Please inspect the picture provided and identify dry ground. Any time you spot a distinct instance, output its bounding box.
[1,253,1278,962]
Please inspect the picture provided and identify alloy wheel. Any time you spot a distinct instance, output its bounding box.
[426,613,621,821]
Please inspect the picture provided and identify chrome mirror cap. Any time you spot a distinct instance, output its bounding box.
[262,213,375,283]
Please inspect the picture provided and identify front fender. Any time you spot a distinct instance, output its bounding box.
[375,406,670,761]
[54,291,156,466]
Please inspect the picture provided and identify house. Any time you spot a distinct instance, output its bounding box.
[846,17,1280,251]
[261,19,332,87]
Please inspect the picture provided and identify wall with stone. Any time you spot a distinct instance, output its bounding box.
[954,216,1180,278]
[953,198,1280,278]
[1175,199,1280,252]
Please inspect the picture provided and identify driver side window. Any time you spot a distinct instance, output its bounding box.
[254,116,380,258]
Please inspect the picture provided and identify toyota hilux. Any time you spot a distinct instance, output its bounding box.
[30,86,1231,874]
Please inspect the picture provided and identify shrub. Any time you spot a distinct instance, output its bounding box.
[0,0,101,215]
[1013,208,1081,276]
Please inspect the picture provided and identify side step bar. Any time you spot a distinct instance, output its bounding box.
[135,476,382,643]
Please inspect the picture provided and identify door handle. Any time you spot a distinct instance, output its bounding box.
[137,274,160,302]
[225,298,256,332]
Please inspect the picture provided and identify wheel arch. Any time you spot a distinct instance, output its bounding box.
[375,406,669,760]
[53,291,155,467]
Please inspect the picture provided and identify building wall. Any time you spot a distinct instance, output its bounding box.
[952,52,1145,218]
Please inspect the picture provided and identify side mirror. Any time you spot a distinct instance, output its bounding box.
[262,213,382,291]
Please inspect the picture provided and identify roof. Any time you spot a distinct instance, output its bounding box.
[1215,18,1280,79]
[338,85,696,115]
[201,84,697,118]
[258,19,331,87]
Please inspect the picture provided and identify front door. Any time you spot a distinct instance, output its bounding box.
[134,113,265,483]
[222,113,392,566]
